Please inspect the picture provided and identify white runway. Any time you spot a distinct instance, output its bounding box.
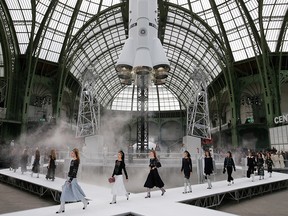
[1,169,288,216]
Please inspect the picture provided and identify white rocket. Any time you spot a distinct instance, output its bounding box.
[115,0,170,85]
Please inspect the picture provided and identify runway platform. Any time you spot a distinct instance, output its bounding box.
[0,169,288,216]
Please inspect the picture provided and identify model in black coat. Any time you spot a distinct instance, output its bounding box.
[181,151,192,193]
[144,150,165,198]
[204,150,214,189]
[31,149,40,178]
[46,149,56,181]
[257,152,265,180]
[20,149,28,174]
[265,152,274,178]
[247,152,256,182]
[223,151,236,186]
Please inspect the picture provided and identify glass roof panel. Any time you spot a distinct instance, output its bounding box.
[4,0,288,111]
[111,85,181,111]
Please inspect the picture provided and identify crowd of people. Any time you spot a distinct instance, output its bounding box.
[6,144,57,181]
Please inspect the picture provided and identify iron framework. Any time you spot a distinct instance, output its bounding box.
[187,68,211,139]
[181,179,288,208]
[76,68,100,138]
[136,74,149,153]
[0,173,61,203]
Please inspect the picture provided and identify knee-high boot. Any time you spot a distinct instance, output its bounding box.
[145,188,151,198]
[110,195,116,204]
[82,198,89,209]
[56,202,65,214]
[160,187,166,196]
[188,182,192,193]
[183,182,187,193]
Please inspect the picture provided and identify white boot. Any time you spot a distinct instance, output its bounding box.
[188,183,192,193]
[183,183,187,194]
[252,174,255,182]
[110,195,116,204]
[56,202,65,213]
[82,198,89,209]
[207,179,212,189]
[269,172,272,178]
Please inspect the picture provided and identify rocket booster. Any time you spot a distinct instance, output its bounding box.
[115,0,170,76]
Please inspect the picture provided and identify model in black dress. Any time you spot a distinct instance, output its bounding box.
[204,150,214,189]
[181,150,192,193]
[144,150,165,198]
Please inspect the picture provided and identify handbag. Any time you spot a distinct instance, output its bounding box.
[108,176,115,183]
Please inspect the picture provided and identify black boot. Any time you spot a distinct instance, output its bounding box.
[160,188,166,196]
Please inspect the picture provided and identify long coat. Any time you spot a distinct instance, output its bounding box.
[204,157,213,175]
[181,157,192,179]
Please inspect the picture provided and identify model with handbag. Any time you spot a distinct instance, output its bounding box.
[144,150,166,198]
[204,150,213,189]
[56,148,89,214]
[109,150,129,204]
[223,151,236,186]
[181,150,192,193]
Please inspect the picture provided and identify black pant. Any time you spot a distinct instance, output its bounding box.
[227,166,233,182]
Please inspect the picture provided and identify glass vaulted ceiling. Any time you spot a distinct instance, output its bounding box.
[5,0,288,111]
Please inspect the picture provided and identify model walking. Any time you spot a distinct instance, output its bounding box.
[223,151,236,186]
[144,150,165,198]
[266,152,274,177]
[181,150,192,193]
[247,151,256,182]
[110,150,129,204]
[56,148,88,214]
[204,150,213,189]
[20,148,29,174]
[31,148,40,178]
[46,149,56,181]
[257,152,265,180]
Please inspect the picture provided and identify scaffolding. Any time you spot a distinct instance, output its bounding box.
[187,67,211,139]
[75,67,100,138]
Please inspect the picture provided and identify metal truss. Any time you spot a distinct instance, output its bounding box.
[136,74,149,153]
[0,174,61,203]
[187,68,211,139]
[181,179,288,208]
[76,68,100,138]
